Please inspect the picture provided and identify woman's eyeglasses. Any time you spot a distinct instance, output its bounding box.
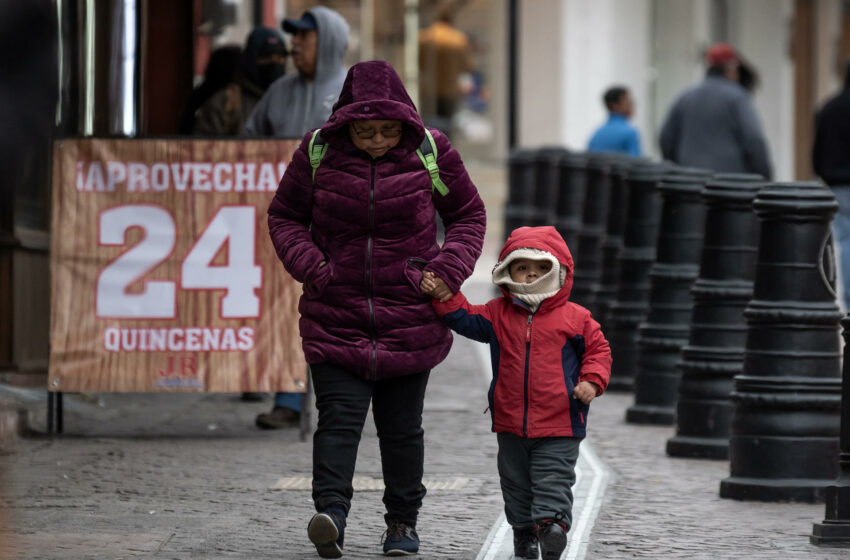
[352,125,402,139]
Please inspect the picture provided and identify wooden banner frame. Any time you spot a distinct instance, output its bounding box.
[48,138,306,393]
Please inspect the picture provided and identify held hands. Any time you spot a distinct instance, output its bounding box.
[420,270,453,302]
[573,381,600,405]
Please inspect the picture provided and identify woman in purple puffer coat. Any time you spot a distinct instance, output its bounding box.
[268,60,486,558]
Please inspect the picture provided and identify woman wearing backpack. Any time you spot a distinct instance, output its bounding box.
[267,60,486,558]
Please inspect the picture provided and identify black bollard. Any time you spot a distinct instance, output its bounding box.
[667,174,766,459]
[606,160,668,392]
[555,152,589,252]
[593,157,638,327]
[810,314,850,545]
[626,167,713,425]
[505,148,538,235]
[532,147,569,227]
[570,153,618,312]
[720,182,842,502]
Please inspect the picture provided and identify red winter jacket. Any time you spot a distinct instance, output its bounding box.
[433,226,611,438]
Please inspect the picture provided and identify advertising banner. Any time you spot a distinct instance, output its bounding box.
[49,138,305,392]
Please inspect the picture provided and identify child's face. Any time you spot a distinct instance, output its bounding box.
[509,258,552,284]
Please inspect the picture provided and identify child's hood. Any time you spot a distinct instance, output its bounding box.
[495,226,574,306]
[319,60,426,158]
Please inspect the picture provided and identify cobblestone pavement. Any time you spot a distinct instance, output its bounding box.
[2,162,849,558]
[0,333,502,559]
[3,279,848,559]
[585,392,846,560]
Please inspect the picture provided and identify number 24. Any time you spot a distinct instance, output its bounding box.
[96,204,261,319]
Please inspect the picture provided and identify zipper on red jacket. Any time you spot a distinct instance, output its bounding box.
[522,313,532,437]
[366,159,378,379]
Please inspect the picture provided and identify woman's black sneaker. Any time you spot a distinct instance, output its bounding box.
[308,510,345,558]
[382,521,419,556]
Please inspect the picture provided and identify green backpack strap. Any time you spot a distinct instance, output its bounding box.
[308,129,328,182]
[310,127,449,196]
[416,129,449,196]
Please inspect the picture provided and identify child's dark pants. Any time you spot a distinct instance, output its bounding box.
[497,432,581,528]
[311,362,430,527]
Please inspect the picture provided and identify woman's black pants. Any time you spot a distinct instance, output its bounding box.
[310,362,430,527]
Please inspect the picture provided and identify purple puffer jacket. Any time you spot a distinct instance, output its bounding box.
[268,61,487,380]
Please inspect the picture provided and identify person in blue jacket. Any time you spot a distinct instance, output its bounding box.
[587,86,641,156]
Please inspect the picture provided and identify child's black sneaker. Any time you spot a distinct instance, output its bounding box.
[537,519,568,560]
[308,509,346,558]
[512,526,539,559]
[382,520,419,556]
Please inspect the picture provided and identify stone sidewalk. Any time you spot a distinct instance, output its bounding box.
[2,278,849,559]
[0,281,504,559]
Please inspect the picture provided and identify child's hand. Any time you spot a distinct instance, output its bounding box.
[420,270,453,302]
[420,271,438,295]
[573,381,600,405]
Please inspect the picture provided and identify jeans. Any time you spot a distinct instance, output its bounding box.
[832,187,850,311]
[497,432,581,528]
[310,362,430,526]
[274,392,302,412]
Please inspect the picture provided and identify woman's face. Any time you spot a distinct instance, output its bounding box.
[349,120,403,158]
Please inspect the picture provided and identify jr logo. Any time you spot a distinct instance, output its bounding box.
[159,355,198,377]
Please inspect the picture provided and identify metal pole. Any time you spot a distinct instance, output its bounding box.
[82,0,95,136]
[507,0,517,149]
[47,391,55,437]
[57,392,64,434]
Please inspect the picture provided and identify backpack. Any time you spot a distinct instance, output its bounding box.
[308,128,449,196]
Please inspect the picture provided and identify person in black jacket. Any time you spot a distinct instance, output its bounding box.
[813,60,850,310]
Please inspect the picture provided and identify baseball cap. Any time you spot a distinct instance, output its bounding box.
[282,12,317,34]
[705,43,738,66]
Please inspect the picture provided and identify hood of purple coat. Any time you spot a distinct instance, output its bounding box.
[319,61,426,157]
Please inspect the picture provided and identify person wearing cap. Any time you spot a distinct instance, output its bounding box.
[247,7,349,429]
[813,60,850,310]
[193,27,287,136]
[659,42,772,179]
[587,85,642,156]
[244,6,349,138]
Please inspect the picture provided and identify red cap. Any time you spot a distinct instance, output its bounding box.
[705,43,738,66]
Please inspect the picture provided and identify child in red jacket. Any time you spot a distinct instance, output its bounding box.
[421,225,611,560]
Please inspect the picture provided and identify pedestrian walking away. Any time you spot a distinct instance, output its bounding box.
[659,42,772,179]
[422,225,612,559]
[267,60,486,557]
[587,85,642,156]
[417,4,475,136]
[813,59,850,311]
[249,6,350,429]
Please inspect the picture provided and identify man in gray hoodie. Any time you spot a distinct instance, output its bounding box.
[250,6,349,429]
[244,6,349,137]
[659,43,772,179]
